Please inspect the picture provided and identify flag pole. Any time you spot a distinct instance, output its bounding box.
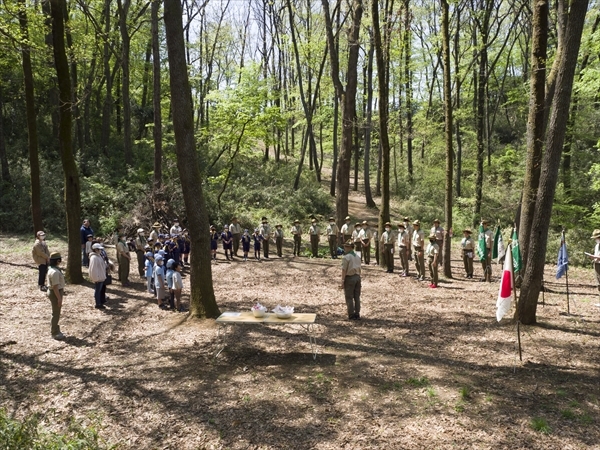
[508,241,522,361]
[563,229,570,315]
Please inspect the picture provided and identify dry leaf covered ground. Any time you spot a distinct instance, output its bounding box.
[1,233,600,450]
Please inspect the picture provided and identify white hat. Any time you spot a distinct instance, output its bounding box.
[36,231,45,237]
[92,243,103,250]
[137,228,144,233]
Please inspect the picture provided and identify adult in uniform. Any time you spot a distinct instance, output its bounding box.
[309,219,320,257]
[32,231,50,291]
[135,228,147,277]
[352,223,362,254]
[46,252,66,339]
[340,216,352,247]
[326,217,339,259]
[425,233,440,288]
[397,223,410,276]
[291,220,302,256]
[431,219,444,266]
[461,229,474,278]
[412,220,425,281]
[116,234,131,286]
[403,217,413,260]
[169,218,182,236]
[340,240,362,320]
[149,222,160,242]
[480,219,493,282]
[229,217,242,257]
[380,222,396,273]
[359,221,373,265]
[259,217,272,259]
[274,224,284,257]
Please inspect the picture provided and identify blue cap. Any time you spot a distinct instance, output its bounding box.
[166,258,175,269]
[145,252,153,258]
[155,255,163,262]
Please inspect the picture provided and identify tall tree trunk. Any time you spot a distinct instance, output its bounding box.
[330,4,341,197]
[63,0,84,154]
[100,0,112,155]
[403,0,413,185]
[364,32,376,208]
[137,40,152,140]
[454,3,462,198]
[163,0,220,318]
[0,84,11,184]
[152,0,163,193]
[50,0,83,283]
[117,0,133,165]
[20,0,43,233]
[517,0,589,325]
[373,0,391,268]
[441,0,453,278]
[518,0,548,269]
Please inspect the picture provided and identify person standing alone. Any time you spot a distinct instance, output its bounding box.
[341,240,362,320]
[46,252,66,339]
[291,220,302,256]
[32,231,50,291]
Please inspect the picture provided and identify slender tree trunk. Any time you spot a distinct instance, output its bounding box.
[152,0,163,193]
[117,0,133,165]
[373,0,391,268]
[518,0,548,269]
[137,40,152,140]
[364,32,376,208]
[404,0,413,184]
[441,0,453,278]
[50,0,83,283]
[100,0,112,155]
[163,0,220,318]
[19,0,43,233]
[454,4,462,198]
[517,0,589,325]
[330,4,341,197]
[0,84,11,184]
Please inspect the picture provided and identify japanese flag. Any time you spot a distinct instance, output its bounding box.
[496,243,513,322]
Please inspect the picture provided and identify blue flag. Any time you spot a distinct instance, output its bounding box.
[556,238,568,279]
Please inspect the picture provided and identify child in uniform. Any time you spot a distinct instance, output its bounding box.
[154,255,167,309]
[461,229,474,278]
[241,229,251,261]
[210,226,219,261]
[221,225,233,261]
[171,262,184,312]
[166,259,176,310]
[253,229,263,260]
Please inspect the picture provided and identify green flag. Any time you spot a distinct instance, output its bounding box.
[512,229,522,272]
[492,225,501,259]
[476,224,487,262]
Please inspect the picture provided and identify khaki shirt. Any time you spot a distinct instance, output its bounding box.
[290,225,302,236]
[426,242,440,258]
[341,252,361,277]
[260,224,271,239]
[359,228,373,242]
[117,241,130,257]
[47,266,65,290]
[397,230,410,248]
[274,228,283,239]
[327,223,339,236]
[352,229,361,243]
[135,235,147,251]
[340,223,352,236]
[149,230,159,242]
[412,229,424,249]
[380,230,396,245]
[309,224,320,235]
[431,226,444,241]
[483,229,493,249]
[461,237,474,251]
[229,223,242,235]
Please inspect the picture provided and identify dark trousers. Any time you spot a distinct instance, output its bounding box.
[328,235,337,258]
[463,250,474,276]
[343,275,361,317]
[481,250,492,281]
[82,246,89,266]
[94,282,105,307]
[48,288,63,335]
[310,235,319,257]
[595,263,600,292]
[343,234,352,247]
[383,244,394,271]
[118,256,130,283]
[263,239,270,258]
[362,242,371,265]
[436,240,444,266]
[293,235,301,255]
[414,247,425,278]
[428,256,438,285]
[38,264,48,286]
[399,247,409,274]
[276,237,283,256]
[232,234,241,255]
[136,250,145,277]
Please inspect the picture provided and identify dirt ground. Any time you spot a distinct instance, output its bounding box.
[2,209,600,449]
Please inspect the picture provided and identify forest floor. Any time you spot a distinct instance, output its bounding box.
[2,193,600,449]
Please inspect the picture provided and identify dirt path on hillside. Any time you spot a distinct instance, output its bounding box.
[2,220,600,449]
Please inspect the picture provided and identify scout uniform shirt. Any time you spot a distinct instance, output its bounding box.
[359,227,373,243]
[290,224,302,235]
[412,228,424,250]
[352,227,362,244]
[149,229,159,242]
[309,223,320,236]
[327,222,339,236]
[259,223,271,240]
[229,222,242,235]
[47,265,66,294]
[274,227,284,239]
[341,251,361,277]
[397,230,410,249]
[426,241,440,259]
[380,229,396,245]
[483,227,493,249]
[461,236,474,254]
[431,226,444,241]
[340,222,351,237]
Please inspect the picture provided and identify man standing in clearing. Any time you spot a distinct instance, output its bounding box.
[412,220,425,281]
[259,217,272,259]
[397,223,410,276]
[380,222,396,273]
[480,219,493,282]
[291,220,302,256]
[80,219,93,267]
[309,219,320,257]
[327,217,339,259]
[229,217,242,257]
[116,234,131,286]
[135,228,147,278]
[340,216,352,247]
[32,231,50,291]
[46,252,65,339]
[359,221,373,265]
[341,240,362,320]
